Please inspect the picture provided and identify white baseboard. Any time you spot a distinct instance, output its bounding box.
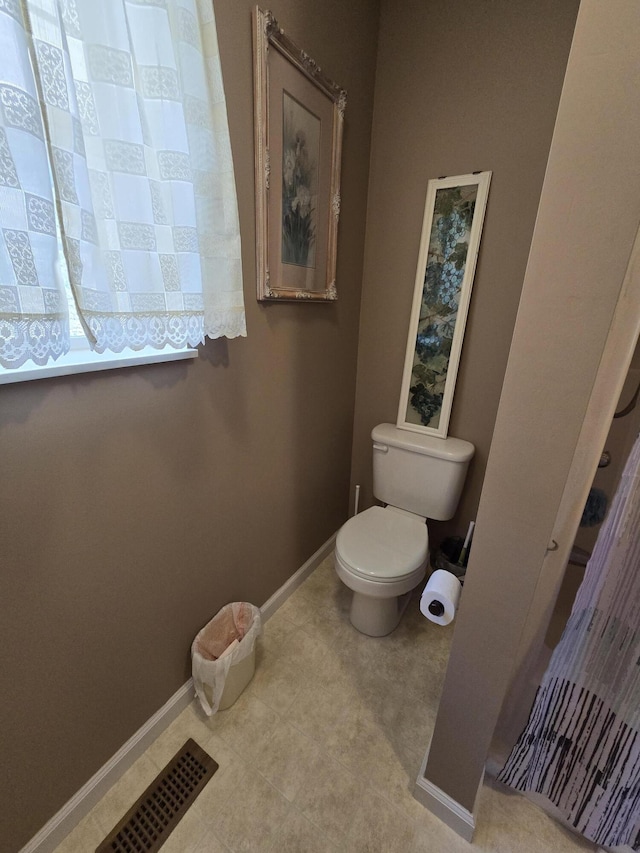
[22,533,336,853]
[413,776,477,842]
[20,679,194,853]
[260,533,336,621]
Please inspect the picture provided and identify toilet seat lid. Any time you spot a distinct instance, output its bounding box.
[336,506,428,580]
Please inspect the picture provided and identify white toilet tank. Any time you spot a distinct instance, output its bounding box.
[371,423,474,521]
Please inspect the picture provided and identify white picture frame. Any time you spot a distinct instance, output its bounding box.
[397,171,492,438]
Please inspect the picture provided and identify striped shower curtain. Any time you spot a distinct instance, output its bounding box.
[498,433,640,850]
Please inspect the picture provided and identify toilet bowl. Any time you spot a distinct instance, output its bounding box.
[334,505,429,636]
[334,423,474,637]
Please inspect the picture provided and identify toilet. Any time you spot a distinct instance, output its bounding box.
[334,423,474,636]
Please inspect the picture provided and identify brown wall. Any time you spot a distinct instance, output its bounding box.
[0,1,379,849]
[424,0,640,814]
[350,0,580,547]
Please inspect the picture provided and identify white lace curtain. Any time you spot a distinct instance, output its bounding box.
[0,0,245,369]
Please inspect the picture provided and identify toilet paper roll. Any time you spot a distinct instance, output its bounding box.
[420,569,462,626]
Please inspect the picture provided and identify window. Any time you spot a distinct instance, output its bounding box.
[0,0,245,382]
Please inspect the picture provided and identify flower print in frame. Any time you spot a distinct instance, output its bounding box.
[253,7,346,301]
[281,93,319,268]
[397,172,491,438]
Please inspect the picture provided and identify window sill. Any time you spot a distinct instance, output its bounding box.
[0,345,198,385]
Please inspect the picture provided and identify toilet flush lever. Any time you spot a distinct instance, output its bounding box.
[373,443,389,453]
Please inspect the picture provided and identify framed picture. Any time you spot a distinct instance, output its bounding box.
[253,7,346,302]
[397,172,492,438]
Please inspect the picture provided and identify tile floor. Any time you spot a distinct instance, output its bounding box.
[55,554,599,852]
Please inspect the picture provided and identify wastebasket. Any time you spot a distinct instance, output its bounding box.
[433,536,467,580]
[192,602,261,715]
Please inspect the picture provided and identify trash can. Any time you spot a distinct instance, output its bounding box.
[191,602,262,715]
[433,536,467,580]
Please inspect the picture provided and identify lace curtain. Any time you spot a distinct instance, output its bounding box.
[0,0,244,369]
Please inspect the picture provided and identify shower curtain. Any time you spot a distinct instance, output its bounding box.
[498,433,640,850]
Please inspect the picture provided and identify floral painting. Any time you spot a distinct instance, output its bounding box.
[254,8,345,301]
[405,184,479,430]
[282,92,320,268]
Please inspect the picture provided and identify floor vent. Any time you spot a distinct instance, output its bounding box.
[96,738,218,853]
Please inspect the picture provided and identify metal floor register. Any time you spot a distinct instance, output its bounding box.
[96,739,218,852]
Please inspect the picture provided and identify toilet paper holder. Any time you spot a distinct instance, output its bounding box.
[427,600,445,618]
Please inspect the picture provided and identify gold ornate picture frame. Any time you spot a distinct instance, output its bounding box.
[253,7,346,302]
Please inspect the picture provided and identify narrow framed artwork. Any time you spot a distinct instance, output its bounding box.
[253,7,346,301]
[397,172,492,438]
